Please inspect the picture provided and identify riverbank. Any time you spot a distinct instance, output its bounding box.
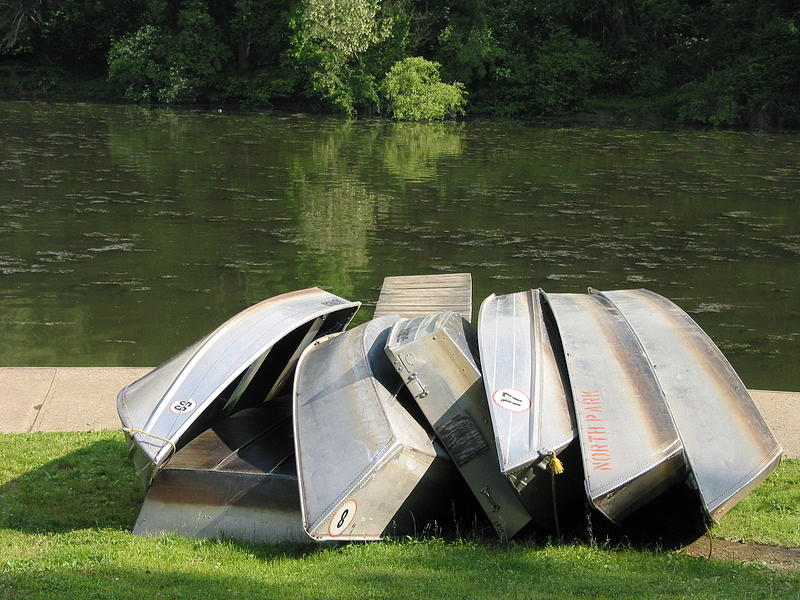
[2,65,797,132]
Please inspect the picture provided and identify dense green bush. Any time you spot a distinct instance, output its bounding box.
[470,27,602,117]
[670,77,741,128]
[0,64,63,95]
[532,28,602,113]
[382,57,466,121]
[107,1,227,104]
[223,69,297,108]
[652,15,800,129]
[107,25,172,103]
[170,0,229,99]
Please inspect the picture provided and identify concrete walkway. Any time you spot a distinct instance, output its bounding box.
[1,367,151,433]
[0,367,797,458]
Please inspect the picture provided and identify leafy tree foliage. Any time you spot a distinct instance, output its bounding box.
[107,1,227,103]
[107,25,169,103]
[0,0,798,127]
[382,56,466,120]
[0,0,146,64]
[0,1,42,52]
[288,0,392,115]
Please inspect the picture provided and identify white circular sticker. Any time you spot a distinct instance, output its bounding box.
[328,499,358,537]
[169,398,197,415]
[492,388,531,413]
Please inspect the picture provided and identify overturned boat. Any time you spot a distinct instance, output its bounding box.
[385,312,533,540]
[293,315,463,541]
[543,291,687,523]
[595,288,783,522]
[117,288,360,484]
[133,402,307,543]
[119,276,784,545]
[477,290,576,483]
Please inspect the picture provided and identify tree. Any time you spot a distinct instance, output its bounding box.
[0,1,43,52]
[289,0,392,115]
[107,0,228,103]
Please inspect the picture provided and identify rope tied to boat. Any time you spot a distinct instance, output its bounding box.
[121,427,177,458]
[548,451,565,539]
[705,522,714,560]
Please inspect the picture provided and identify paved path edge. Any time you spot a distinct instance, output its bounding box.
[0,367,797,458]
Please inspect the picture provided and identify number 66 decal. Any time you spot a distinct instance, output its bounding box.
[328,499,358,536]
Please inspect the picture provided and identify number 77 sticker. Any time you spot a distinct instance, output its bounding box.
[492,388,531,413]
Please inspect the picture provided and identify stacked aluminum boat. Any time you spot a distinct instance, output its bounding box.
[119,276,782,543]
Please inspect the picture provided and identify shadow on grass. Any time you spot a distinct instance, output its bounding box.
[0,437,144,533]
[0,432,707,551]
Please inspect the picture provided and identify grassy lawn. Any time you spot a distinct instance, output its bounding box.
[713,458,800,548]
[0,431,797,600]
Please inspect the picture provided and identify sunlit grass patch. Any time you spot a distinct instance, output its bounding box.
[0,432,797,599]
[0,530,798,600]
[713,458,800,548]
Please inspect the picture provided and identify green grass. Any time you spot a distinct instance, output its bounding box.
[0,431,797,600]
[713,458,800,547]
[0,431,142,532]
[2,531,797,600]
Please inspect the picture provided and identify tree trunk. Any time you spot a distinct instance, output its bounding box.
[238,34,251,72]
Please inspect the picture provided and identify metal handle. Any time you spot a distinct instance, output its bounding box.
[480,486,500,512]
[405,373,428,399]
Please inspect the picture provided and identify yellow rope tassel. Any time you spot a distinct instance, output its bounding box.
[549,452,564,475]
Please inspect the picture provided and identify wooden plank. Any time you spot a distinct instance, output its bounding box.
[377,292,470,298]
[374,273,472,321]
[376,299,472,305]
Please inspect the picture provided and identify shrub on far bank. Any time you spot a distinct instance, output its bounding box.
[470,27,602,117]
[382,57,466,121]
[107,25,174,103]
[107,1,228,104]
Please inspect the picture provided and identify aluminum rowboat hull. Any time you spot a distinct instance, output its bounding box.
[294,315,455,541]
[117,288,359,484]
[133,404,307,544]
[597,288,783,522]
[544,292,686,523]
[385,312,533,540]
[478,290,576,478]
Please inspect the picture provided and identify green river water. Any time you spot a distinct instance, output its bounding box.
[1,101,798,390]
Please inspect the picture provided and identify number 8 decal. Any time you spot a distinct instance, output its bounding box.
[328,499,358,536]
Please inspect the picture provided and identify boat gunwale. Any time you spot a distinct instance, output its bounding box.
[118,288,360,473]
[293,315,433,540]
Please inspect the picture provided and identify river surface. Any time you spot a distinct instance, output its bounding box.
[1,101,798,390]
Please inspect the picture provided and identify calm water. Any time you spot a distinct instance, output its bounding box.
[1,101,798,390]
